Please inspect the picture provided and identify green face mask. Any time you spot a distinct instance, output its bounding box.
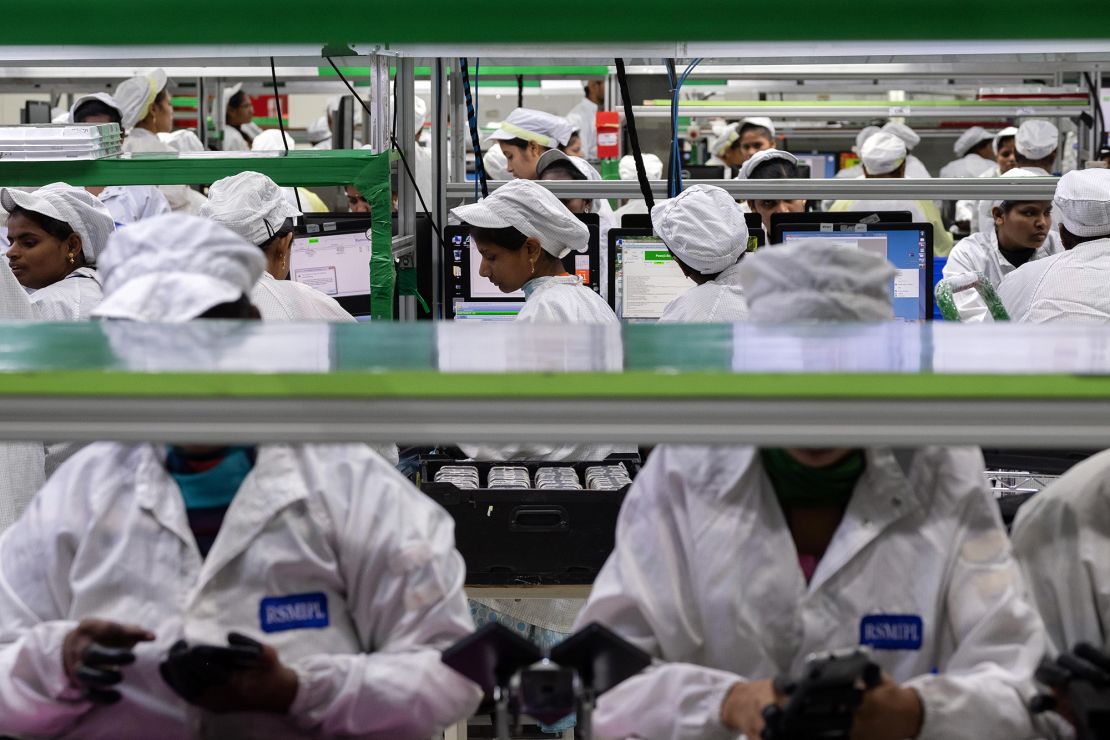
[759,448,866,509]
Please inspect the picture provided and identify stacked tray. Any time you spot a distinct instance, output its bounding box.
[0,123,123,160]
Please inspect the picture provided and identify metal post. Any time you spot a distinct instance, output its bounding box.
[369,53,391,154]
[196,77,207,148]
[450,58,467,190]
[432,58,448,318]
[396,56,417,321]
[213,80,225,151]
[1094,65,1104,160]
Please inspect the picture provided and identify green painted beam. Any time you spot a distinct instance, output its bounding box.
[4,1,1108,44]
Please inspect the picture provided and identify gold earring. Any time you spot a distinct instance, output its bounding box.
[530,258,536,275]
[67,253,76,265]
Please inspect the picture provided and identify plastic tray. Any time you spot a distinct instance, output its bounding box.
[0,123,121,143]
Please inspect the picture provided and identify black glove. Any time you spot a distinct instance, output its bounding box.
[160,632,265,704]
[76,642,139,705]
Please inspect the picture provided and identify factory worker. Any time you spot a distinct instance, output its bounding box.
[939,126,997,179]
[565,78,604,160]
[222,83,254,151]
[881,122,933,178]
[830,132,954,255]
[835,125,880,179]
[993,126,1020,175]
[576,238,1047,740]
[998,168,1110,323]
[957,127,1019,233]
[411,96,433,211]
[201,172,352,322]
[482,142,513,181]
[487,107,574,180]
[561,119,584,159]
[250,130,329,213]
[652,184,749,323]
[0,214,482,738]
[706,118,775,171]
[1014,119,1059,175]
[613,153,664,221]
[737,117,776,163]
[69,92,172,226]
[942,168,1063,321]
[738,149,807,233]
[115,69,208,214]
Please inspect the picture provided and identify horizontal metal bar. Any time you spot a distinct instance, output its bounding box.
[446,177,1061,201]
[2,397,1109,448]
[632,104,1085,119]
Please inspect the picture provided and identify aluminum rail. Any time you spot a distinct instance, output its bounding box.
[631,104,1086,119]
[445,177,1061,200]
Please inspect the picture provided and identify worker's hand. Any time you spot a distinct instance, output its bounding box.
[850,673,923,740]
[62,618,155,704]
[186,633,298,715]
[720,678,783,738]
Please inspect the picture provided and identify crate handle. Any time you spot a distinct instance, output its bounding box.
[510,506,569,532]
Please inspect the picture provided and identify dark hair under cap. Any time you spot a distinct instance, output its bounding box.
[465,223,530,251]
[73,100,122,125]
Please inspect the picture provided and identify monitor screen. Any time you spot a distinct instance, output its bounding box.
[290,223,374,308]
[452,301,526,321]
[792,153,838,179]
[778,223,933,321]
[613,235,693,321]
[770,211,913,243]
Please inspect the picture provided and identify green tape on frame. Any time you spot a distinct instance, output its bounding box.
[352,152,394,321]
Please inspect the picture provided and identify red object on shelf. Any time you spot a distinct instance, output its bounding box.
[254,95,289,119]
[596,111,620,159]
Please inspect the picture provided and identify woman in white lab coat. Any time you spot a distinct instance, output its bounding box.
[0,214,481,739]
[576,240,1047,740]
[223,84,255,152]
[943,167,1063,321]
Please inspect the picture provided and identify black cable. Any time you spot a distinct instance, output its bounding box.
[664,59,678,197]
[325,56,441,240]
[615,59,654,211]
[516,74,524,109]
[269,57,303,213]
[459,58,488,198]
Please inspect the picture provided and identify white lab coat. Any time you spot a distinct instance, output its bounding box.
[906,154,933,179]
[998,237,1110,323]
[222,125,250,152]
[835,163,864,179]
[658,261,749,323]
[97,185,172,225]
[577,445,1046,740]
[413,143,433,212]
[566,98,599,160]
[0,442,481,739]
[1012,449,1110,656]
[613,199,648,223]
[250,272,355,322]
[939,152,996,179]
[25,267,102,321]
[122,129,208,215]
[943,229,1064,321]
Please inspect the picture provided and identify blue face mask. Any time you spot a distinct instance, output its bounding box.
[166,446,256,510]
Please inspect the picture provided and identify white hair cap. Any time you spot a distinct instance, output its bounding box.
[993,126,1018,155]
[93,214,265,322]
[115,69,168,130]
[740,117,776,138]
[450,179,588,259]
[414,97,427,137]
[68,92,123,124]
[739,238,895,322]
[709,122,741,158]
[201,171,301,247]
[618,154,664,181]
[881,122,921,150]
[854,125,881,154]
[221,82,244,111]
[482,143,512,180]
[306,115,331,144]
[251,129,296,151]
[0,183,115,265]
[738,148,799,180]
[488,108,572,149]
[860,132,908,176]
[1053,168,1110,237]
[953,126,993,157]
[650,184,749,275]
[1016,120,1059,160]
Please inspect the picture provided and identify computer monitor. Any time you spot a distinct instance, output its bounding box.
[442,214,601,320]
[21,101,51,124]
[792,153,839,179]
[776,222,934,321]
[289,215,374,315]
[608,228,694,321]
[770,210,913,244]
[665,163,727,181]
[621,213,652,229]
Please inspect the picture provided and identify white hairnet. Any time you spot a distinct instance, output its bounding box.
[450,179,588,259]
[988,167,1042,210]
[482,143,512,180]
[93,214,266,322]
[0,183,115,265]
[414,97,427,137]
[553,117,576,148]
[68,92,123,124]
[251,129,296,151]
[488,108,570,149]
[306,115,331,144]
[881,122,921,150]
[709,122,740,158]
[221,83,244,111]
[854,125,881,154]
[618,154,663,181]
[739,238,895,321]
[860,132,907,176]
[740,117,776,138]
[994,126,1018,155]
[327,95,343,115]
[201,171,301,247]
[738,148,799,180]
[953,126,993,157]
[1016,120,1059,160]
[115,69,168,130]
[1053,168,1110,237]
[158,129,205,153]
[651,184,749,274]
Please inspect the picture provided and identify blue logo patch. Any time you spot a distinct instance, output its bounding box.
[259,592,329,634]
[859,614,923,651]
